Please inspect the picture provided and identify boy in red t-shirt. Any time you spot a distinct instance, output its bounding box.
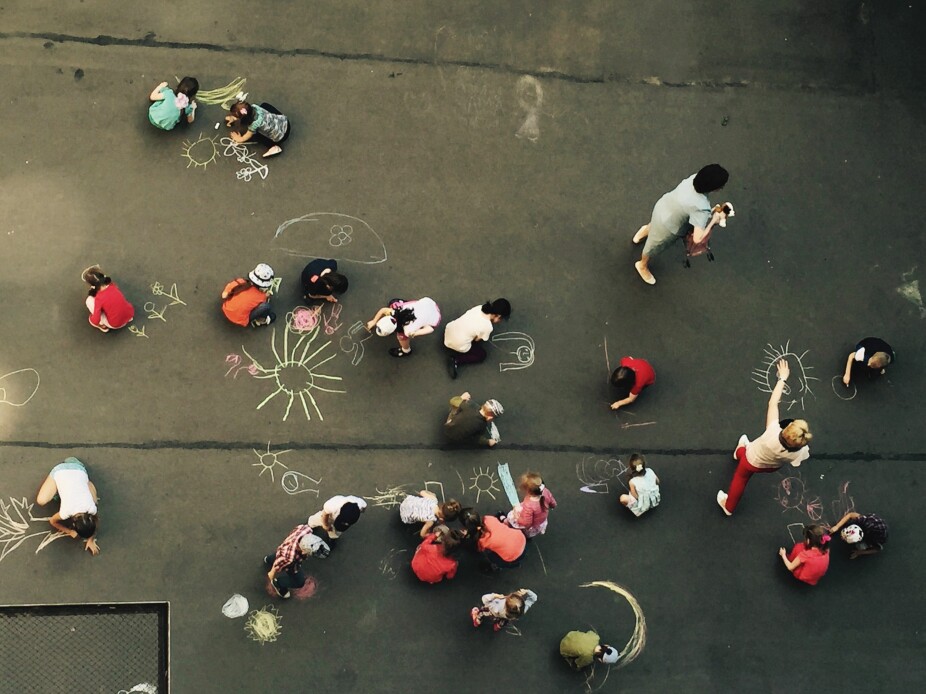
[610,356,655,410]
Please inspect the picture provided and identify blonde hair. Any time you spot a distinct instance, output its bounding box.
[518,471,544,496]
[782,419,812,447]
[869,351,891,369]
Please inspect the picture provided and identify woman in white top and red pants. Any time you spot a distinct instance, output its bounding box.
[717,359,812,515]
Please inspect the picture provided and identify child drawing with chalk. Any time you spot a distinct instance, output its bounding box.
[619,453,661,517]
[830,511,888,559]
[471,588,537,632]
[225,99,291,158]
[148,77,198,130]
[399,491,462,538]
[411,524,464,584]
[221,264,276,328]
[779,524,830,585]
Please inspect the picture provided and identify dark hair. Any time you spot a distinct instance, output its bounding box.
[610,366,635,398]
[392,306,416,331]
[460,508,483,541]
[177,76,199,99]
[804,524,830,554]
[483,298,511,319]
[334,502,361,532]
[83,267,111,298]
[71,513,98,539]
[628,453,646,477]
[324,272,349,294]
[438,499,462,522]
[693,164,729,194]
[229,101,255,135]
[438,528,464,556]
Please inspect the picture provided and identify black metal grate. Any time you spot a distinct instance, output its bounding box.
[0,602,168,694]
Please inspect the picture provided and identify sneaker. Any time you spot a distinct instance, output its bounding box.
[734,434,748,459]
[716,490,732,516]
[270,579,291,599]
[471,607,482,627]
[388,347,412,358]
[448,356,459,380]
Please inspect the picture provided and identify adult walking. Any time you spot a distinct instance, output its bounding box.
[35,457,100,556]
[444,299,511,378]
[717,359,812,516]
[632,164,729,285]
[264,524,330,598]
[82,265,134,333]
[443,392,503,447]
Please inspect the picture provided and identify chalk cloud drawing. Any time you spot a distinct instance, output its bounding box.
[469,466,500,503]
[241,322,345,422]
[0,497,67,563]
[221,137,269,182]
[897,266,926,317]
[576,456,629,494]
[181,133,220,170]
[364,486,408,509]
[490,332,535,372]
[378,548,408,580]
[245,605,282,644]
[831,375,857,401]
[340,321,375,366]
[222,594,249,618]
[0,368,40,407]
[515,75,543,142]
[273,213,387,265]
[751,341,818,410]
[580,581,647,671]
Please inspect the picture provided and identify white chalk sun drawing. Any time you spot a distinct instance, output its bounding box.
[469,466,500,503]
[0,497,67,563]
[181,133,220,170]
[241,324,345,422]
[751,340,818,410]
[252,441,292,482]
[245,605,282,644]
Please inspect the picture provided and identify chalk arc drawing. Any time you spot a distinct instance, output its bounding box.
[272,213,387,265]
[0,368,40,407]
[579,580,647,668]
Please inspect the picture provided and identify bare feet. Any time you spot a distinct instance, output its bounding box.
[632,225,649,244]
[634,261,656,285]
[263,145,282,158]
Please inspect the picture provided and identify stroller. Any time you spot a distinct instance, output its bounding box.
[684,202,734,268]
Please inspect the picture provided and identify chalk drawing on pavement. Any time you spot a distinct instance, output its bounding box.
[0,497,67,563]
[0,368,40,407]
[469,466,500,503]
[245,605,282,644]
[273,213,386,265]
[751,341,818,410]
[490,331,535,372]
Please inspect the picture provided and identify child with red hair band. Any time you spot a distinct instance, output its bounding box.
[779,525,831,586]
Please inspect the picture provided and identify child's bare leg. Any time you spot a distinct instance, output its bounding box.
[36,475,58,505]
[619,494,632,507]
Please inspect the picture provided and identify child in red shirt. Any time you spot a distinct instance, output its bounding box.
[82,266,135,332]
[411,526,462,584]
[779,524,831,585]
[610,356,655,410]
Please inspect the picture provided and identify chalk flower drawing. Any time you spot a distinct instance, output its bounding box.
[490,331,535,372]
[751,341,818,410]
[181,133,220,170]
[245,605,282,644]
[469,466,500,503]
[0,497,67,563]
[221,137,269,182]
[0,368,41,407]
[241,323,345,422]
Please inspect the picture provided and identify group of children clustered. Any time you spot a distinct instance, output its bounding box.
[36,76,890,674]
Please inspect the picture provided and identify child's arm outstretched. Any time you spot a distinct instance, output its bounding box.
[149,82,169,101]
[829,511,860,533]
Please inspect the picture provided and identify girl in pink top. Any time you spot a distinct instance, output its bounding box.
[82,266,135,332]
[779,524,831,586]
[505,471,557,538]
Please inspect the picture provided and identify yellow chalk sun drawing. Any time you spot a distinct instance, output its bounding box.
[181,133,219,170]
[244,605,282,644]
[242,324,345,422]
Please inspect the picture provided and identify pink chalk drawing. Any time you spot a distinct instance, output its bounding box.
[323,303,343,335]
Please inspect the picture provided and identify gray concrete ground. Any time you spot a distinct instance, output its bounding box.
[1,2,924,692]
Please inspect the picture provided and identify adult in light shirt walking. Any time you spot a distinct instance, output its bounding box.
[444,298,511,378]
